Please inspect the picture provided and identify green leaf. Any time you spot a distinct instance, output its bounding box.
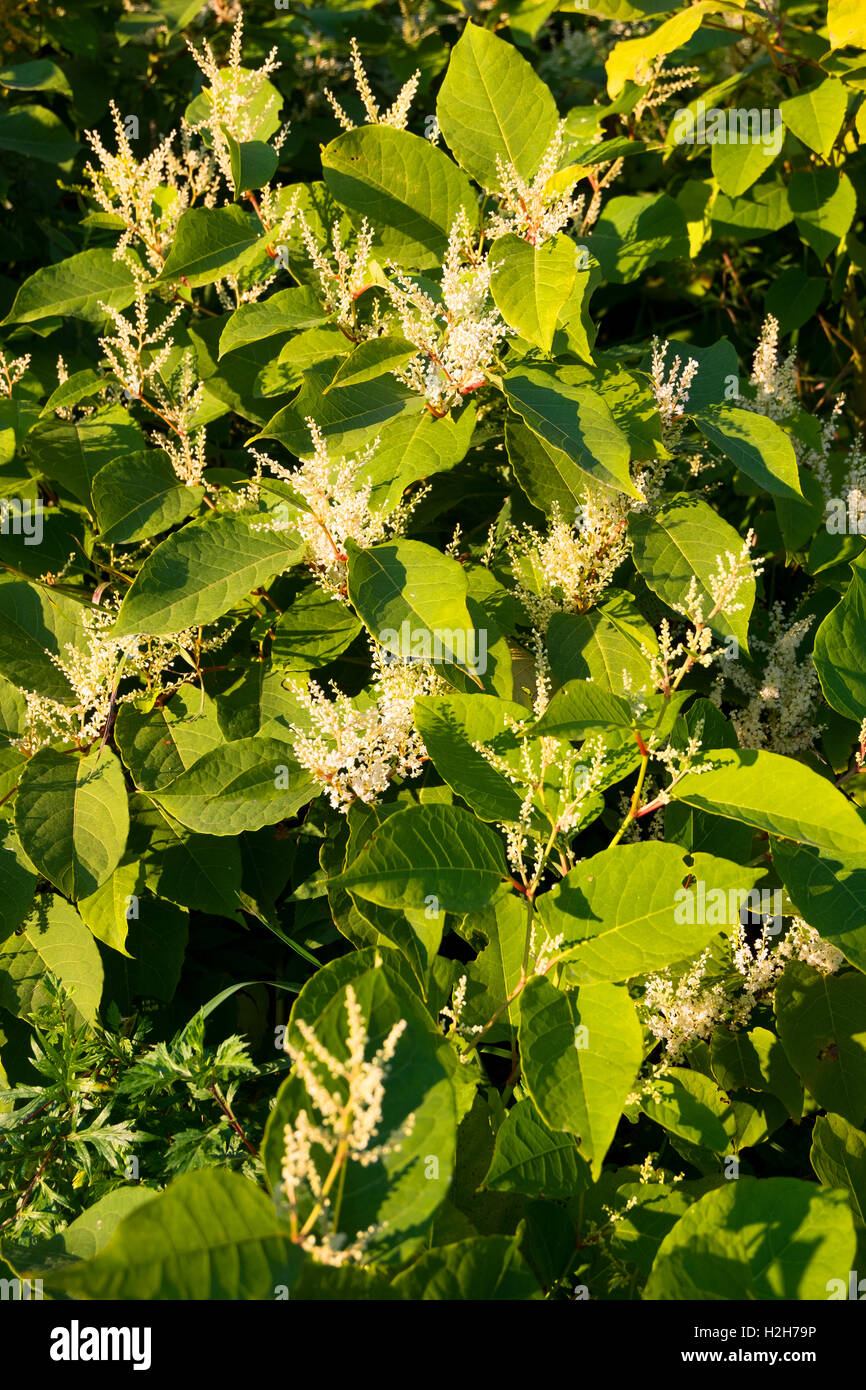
[322,126,478,271]
[3,247,142,326]
[28,405,146,510]
[14,746,129,901]
[93,450,204,545]
[0,106,77,162]
[414,693,532,822]
[152,739,317,835]
[116,687,224,793]
[587,194,689,284]
[218,287,326,356]
[711,136,779,198]
[392,1235,539,1299]
[828,0,866,48]
[645,1177,856,1299]
[0,823,37,944]
[484,1098,587,1199]
[337,804,509,914]
[360,404,476,512]
[436,22,558,187]
[77,860,143,957]
[780,78,848,157]
[489,233,578,352]
[813,552,866,721]
[0,583,83,703]
[49,1169,304,1300]
[503,365,638,496]
[710,1025,803,1119]
[671,748,866,856]
[113,513,303,637]
[772,838,866,975]
[0,896,103,1025]
[692,404,802,501]
[326,335,416,391]
[271,587,362,670]
[518,975,643,1177]
[788,168,857,262]
[158,205,264,288]
[606,3,720,98]
[346,538,478,674]
[546,598,656,694]
[628,494,756,651]
[255,365,417,457]
[536,842,763,985]
[463,894,529,1031]
[224,130,278,196]
[639,1067,731,1154]
[0,59,73,96]
[775,961,866,1125]
[810,1114,866,1237]
[131,796,244,921]
[531,680,634,741]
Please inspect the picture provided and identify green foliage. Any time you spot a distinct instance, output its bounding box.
[1,0,865,1305]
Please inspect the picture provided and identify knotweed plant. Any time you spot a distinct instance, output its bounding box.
[2,0,866,1309]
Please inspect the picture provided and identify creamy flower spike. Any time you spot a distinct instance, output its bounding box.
[287,638,446,812]
[505,496,632,630]
[642,919,844,1058]
[13,601,227,754]
[186,11,287,185]
[712,601,824,753]
[485,119,622,246]
[249,420,420,597]
[386,209,511,412]
[280,984,415,1266]
[324,36,420,133]
[99,282,206,487]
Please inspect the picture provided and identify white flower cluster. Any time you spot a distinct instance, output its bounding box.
[748,314,799,422]
[288,640,446,812]
[99,282,208,487]
[0,350,31,397]
[295,212,374,327]
[386,210,511,412]
[281,983,415,1266]
[249,420,418,597]
[13,601,223,753]
[505,496,632,631]
[186,11,287,185]
[650,337,699,436]
[643,918,844,1058]
[324,37,420,133]
[85,102,221,271]
[712,601,823,753]
[485,120,617,245]
[476,728,607,877]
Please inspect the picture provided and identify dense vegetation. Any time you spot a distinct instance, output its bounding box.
[1,0,865,1302]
